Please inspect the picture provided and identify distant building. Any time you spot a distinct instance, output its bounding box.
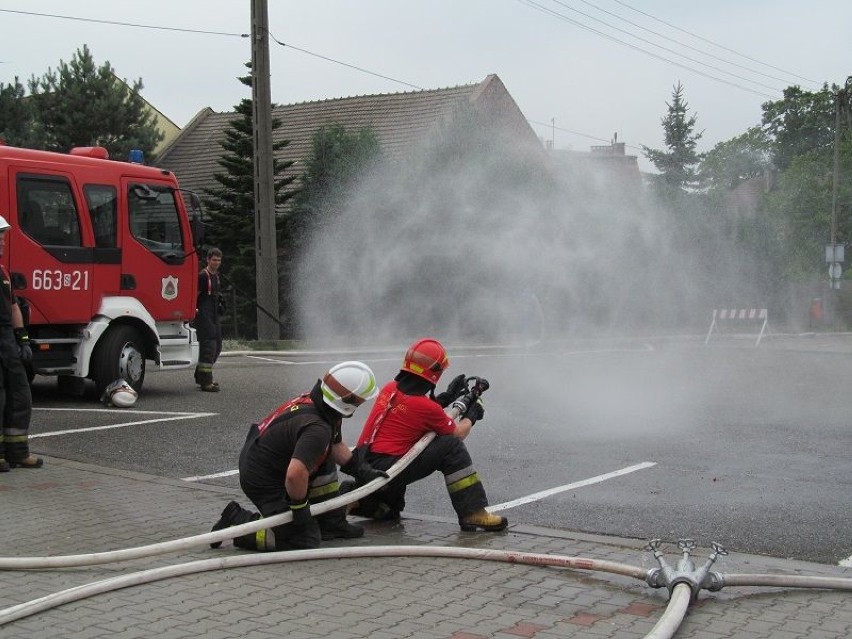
[112,73,180,156]
[724,171,775,220]
[146,103,181,155]
[156,73,543,200]
[548,133,642,195]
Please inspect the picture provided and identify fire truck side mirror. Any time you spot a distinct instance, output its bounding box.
[191,215,204,249]
[190,193,204,248]
[180,190,204,249]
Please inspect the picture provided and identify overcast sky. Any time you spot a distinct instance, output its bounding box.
[2,1,850,172]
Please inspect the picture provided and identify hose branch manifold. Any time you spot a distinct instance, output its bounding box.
[644,538,728,599]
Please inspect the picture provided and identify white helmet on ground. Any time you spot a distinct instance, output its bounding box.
[320,361,378,417]
[102,379,138,408]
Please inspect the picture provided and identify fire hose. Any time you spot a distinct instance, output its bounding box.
[3,378,852,637]
[3,537,851,637]
[0,376,490,571]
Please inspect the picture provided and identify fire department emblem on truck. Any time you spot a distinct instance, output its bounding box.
[161,276,178,301]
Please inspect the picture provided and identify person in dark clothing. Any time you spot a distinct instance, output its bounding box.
[0,215,42,472]
[209,361,388,551]
[349,338,507,532]
[194,247,223,392]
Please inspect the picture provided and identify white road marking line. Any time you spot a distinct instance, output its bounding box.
[34,407,206,415]
[487,462,657,512]
[183,469,239,482]
[30,411,217,438]
[241,344,654,366]
[244,355,400,365]
[244,355,299,363]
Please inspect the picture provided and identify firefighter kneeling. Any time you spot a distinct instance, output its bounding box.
[209,361,387,551]
[347,338,508,532]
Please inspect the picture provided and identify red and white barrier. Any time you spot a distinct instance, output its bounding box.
[705,308,768,346]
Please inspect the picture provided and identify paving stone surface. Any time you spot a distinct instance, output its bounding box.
[1,456,850,638]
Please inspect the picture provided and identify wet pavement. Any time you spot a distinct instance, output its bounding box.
[1,455,850,638]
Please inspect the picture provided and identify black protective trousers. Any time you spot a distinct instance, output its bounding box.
[233,424,346,551]
[357,434,489,522]
[0,336,33,463]
[194,311,222,386]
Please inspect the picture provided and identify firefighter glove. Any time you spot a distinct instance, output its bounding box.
[289,497,313,525]
[216,293,227,315]
[435,373,467,407]
[355,461,389,484]
[463,397,485,425]
[14,328,32,364]
[340,454,389,485]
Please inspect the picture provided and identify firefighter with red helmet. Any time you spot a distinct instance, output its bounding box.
[209,361,388,551]
[348,338,507,532]
[0,215,42,471]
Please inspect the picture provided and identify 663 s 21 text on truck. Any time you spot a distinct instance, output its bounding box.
[0,143,203,399]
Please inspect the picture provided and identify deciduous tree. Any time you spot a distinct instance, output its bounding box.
[698,127,771,191]
[761,85,836,171]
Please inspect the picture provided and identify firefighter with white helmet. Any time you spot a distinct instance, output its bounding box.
[347,338,507,532]
[0,214,42,471]
[101,379,139,408]
[209,361,387,550]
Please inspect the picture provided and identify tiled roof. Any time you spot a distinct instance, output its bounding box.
[156,74,540,198]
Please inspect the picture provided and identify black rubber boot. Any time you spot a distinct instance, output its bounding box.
[231,508,264,550]
[209,500,242,548]
[317,506,364,540]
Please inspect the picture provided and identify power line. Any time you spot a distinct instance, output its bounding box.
[545,0,783,93]
[265,30,424,91]
[1,6,646,152]
[0,8,249,38]
[0,8,424,92]
[527,119,645,151]
[516,0,776,99]
[611,0,819,86]
[571,0,812,89]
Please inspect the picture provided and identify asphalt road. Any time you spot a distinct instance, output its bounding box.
[27,334,852,566]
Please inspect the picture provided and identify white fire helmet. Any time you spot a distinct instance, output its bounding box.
[102,379,138,408]
[0,215,10,232]
[320,361,378,417]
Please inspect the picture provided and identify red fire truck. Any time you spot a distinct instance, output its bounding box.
[0,144,201,398]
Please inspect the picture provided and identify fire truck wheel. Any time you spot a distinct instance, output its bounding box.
[92,325,146,397]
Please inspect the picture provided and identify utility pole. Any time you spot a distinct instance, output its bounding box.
[826,78,851,301]
[251,0,279,340]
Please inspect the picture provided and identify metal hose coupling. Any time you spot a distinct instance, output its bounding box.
[644,539,728,599]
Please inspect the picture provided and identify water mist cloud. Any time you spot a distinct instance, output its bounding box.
[294,115,770,347]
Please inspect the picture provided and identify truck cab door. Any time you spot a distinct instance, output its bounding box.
[120,180,196,323]
[13,173,95,324]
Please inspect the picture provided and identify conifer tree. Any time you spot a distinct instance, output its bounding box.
[202,64,296,339]
[643,82,703,193]
[27,45,162,159]
[0,77,36,147]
